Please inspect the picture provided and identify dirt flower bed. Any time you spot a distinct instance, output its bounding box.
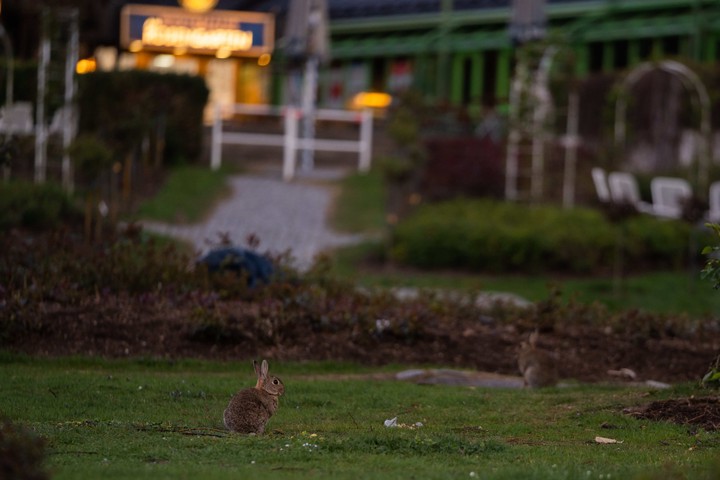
[3,287,718,385]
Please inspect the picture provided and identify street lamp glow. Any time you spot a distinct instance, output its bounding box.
[76,58,96,74]
[351,91,392,109]
[258,53,271,66]
[178,0,218,13]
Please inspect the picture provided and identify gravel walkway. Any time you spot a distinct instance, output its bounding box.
[141,169,365,270]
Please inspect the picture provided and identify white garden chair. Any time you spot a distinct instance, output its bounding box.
[607,171,654,214]
[0,102,34,135]
[650,176,692,219]
[706,181,720,223]
[591,167,611,203]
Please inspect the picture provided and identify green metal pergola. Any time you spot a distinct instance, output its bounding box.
[326,0,720,106]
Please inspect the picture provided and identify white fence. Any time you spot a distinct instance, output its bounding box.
[210,104,373,181]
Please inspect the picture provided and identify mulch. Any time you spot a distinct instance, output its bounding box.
[624,396,720,432]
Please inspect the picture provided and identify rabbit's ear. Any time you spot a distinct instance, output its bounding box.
[253,360,264,388]
[261,360,269,379]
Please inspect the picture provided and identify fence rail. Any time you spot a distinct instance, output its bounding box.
[210,104,373,181]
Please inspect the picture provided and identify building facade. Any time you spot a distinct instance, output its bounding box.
[3,0,720,114]
[321,0,720,112]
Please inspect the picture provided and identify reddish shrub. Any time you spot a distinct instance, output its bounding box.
[421,136,505,201]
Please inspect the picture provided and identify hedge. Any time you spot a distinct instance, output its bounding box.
[77,70,209,165]
[0,181,80,230]
[389,199,705,274]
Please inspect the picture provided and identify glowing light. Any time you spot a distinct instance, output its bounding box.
[351,92,392,109]
[258,53,271,66]
[142,17,253,53]
[152,54,175,68]
[215,46,231,59]
[129,40,143,52]
[178,0,218,13]
[76,58,97,74]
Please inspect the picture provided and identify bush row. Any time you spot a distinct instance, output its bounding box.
[0,63,209,167]
[0,182,80,230]
[77,70,209,165]
[389,199,706,274]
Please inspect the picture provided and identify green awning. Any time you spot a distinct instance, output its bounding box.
[331,28,509,58]
[569,12,706,42]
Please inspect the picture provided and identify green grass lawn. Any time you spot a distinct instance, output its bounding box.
[329,169,387,235]
[133,166,234,224]
[2,356,718,479]
[330,243,720,317]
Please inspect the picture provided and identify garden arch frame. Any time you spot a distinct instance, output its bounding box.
[614,60,711,191]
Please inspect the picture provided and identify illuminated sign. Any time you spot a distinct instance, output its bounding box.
[120,5,274,57]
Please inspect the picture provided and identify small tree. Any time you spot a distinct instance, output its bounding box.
[67,135,114,241]
[700,222,720,389]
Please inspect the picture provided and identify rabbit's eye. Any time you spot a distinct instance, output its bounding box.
[273,379,279,385]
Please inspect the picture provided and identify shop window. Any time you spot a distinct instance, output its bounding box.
[389,58,413,93]
[238,61,268,105]
[347,61,370,97]
[205,58,237,122]
[324,61,346,109]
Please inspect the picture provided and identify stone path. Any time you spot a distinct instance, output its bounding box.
[141,168,365,271]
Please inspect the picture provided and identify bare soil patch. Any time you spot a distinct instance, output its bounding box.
[624,396,720,432]
[4,291,717,385]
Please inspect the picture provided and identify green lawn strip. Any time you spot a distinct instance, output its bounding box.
[1,358,718,479]
[328,246,720,318]
[133,165,232,224]
[329,170,387,234]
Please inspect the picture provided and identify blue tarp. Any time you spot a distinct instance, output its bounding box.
[198,247,275,287]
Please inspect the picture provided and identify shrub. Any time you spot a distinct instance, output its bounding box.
[623,215,697,269]
[390,199,698,274]
[421,136,505,201]
[77,70,209,165]
[0,181,80,230]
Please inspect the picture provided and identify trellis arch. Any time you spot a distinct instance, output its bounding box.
[614,60,711,191]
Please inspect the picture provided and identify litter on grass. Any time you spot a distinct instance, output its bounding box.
[595,436,623,444]
[384,417,424,429]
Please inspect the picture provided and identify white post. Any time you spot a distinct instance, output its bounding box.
[505,128,520,201]
[34,33,50,184]
[530,105,545,201]
[61,9,78,193]
[358,109,373,172]
[210,103,222,170]
[300,56,318,172]
[562,91,579,209]
[283,107,298,181]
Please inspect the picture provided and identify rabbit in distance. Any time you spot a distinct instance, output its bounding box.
[224,359,284,434]
[517,331,559,388]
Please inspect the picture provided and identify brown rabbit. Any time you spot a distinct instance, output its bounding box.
[517,331,558,388]
[224,359,285,434]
